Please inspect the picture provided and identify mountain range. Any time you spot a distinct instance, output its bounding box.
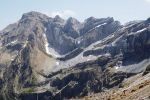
[0,11,150,100]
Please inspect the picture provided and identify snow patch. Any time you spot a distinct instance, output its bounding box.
[23,41,28,48]
[96,23,107,28]
[44,33,50,55]
[43,33,61,58]
[136,28,147,33]
[129,28,147,35]
[115,66,119,70]
[56,61,60,66]
[77,40,81,44]
[5,40,18,46]
[11,59,14,61]
[11,40,17,44]
[87,23,107,33]
[52,51,102,72]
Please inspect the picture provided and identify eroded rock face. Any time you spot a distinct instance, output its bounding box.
[15,56,134,100]
[77,17,121,48]
[50,67,103,99]
[47,63,134,99]
[83,18,150,67]
[0,11,150,100]
[64,17,82,39]
[0,12,121,55]
[1,42,35,100]
[18,61,134,100]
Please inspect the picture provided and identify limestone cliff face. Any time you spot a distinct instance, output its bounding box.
[0,12,150,100]
[0,11,121,55]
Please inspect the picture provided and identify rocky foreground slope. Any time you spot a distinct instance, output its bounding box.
[0,11,150,100]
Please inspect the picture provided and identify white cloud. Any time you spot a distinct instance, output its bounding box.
[46,10,76,19]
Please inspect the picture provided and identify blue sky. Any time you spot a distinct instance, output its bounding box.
[0,0,150,30]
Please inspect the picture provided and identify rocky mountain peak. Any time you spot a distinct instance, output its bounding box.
[84,17,113,24]
[147,17,150,22]
[53,15,65,24]
[21,11,49,21]
[0,11,122,56]
[84,16,97,23]
[66,17,80,24]
[80,17,118,36]
[145,17,150,25]
[63,17,82,38]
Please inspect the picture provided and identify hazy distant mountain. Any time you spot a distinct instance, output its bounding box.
[0,11,150,100]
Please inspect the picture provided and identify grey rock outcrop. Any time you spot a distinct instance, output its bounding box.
[0,11,150,100]
[1,11,121,55]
